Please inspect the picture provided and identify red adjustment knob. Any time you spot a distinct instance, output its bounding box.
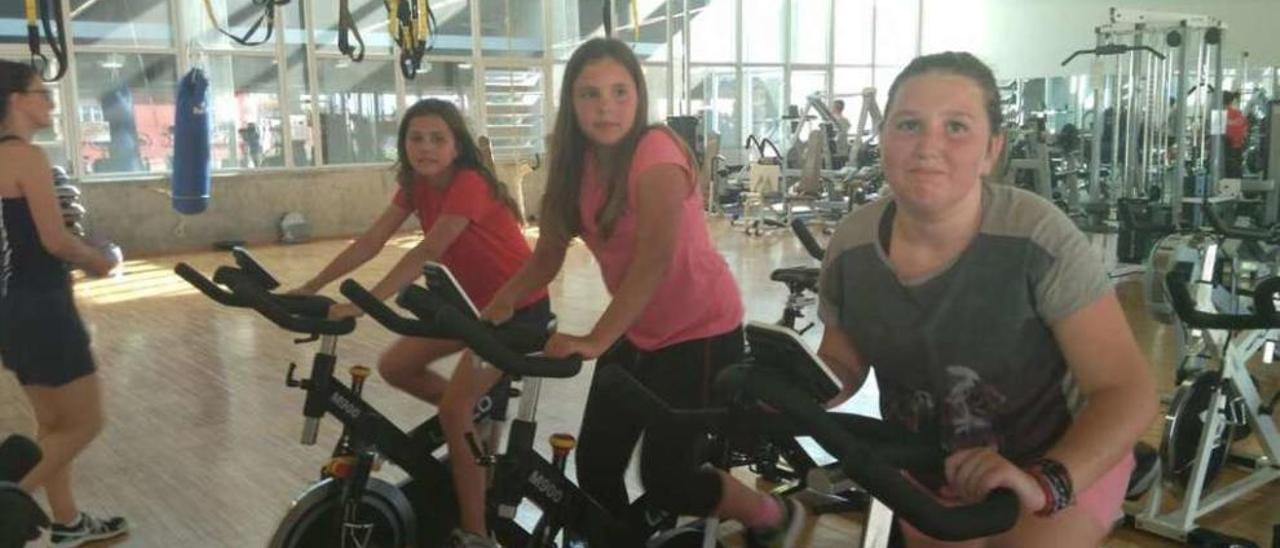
[324,456,356,479]
[549,433,576,457]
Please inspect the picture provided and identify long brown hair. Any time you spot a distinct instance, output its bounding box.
[542,38,690,242]
[394,98,521,220]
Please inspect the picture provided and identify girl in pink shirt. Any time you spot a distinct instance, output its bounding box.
[481,38,803,548]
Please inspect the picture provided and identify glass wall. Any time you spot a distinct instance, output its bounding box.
[743,67,784,144]
[484,66,547,161]
[205,55,284,169]
[404,62,478,130]
[0,0,922,179]
[74,53,177,175]
[691,66,740,150]
[481,1,544,58]
[316,59,398,165]
[71,0,173,48]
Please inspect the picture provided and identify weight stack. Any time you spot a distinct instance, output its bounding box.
[1117,199,1171,264]
[52,166,86,237]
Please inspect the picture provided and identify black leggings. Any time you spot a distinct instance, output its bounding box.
[575,327,744,517]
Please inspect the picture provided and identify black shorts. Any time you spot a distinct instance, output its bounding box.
[0,287,96,387]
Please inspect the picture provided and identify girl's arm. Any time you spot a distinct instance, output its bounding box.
[298,202,412,293]
[817,326,870,409]
[946,292,1157,511]
[361,215,468,301]
[1038,292,1157,490]
[483,228,569,320]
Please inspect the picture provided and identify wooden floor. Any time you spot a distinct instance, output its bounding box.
[1,218,1277,547]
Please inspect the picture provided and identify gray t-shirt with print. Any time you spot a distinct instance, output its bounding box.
[817,184,1110,461]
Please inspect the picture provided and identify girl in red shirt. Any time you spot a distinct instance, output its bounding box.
[291,99,550,546]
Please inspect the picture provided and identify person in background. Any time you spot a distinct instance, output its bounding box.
[1224,90,1248,178]
[832,99,852,168]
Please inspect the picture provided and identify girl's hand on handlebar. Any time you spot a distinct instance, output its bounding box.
[286,283,319,296]
[944,447,1043,511]
[544,332,607,360]
[328,302,364,320]
[479,297,516,325]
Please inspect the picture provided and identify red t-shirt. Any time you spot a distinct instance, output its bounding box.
[1226,106,1248,150]
[392,168,546,310]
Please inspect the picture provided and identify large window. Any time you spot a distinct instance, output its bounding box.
[791,0,831,65]
[206,55,284,169]
[790,70,829,112]
[481,1,544,58]
[430,0,474,57]
[690,66,740,158]
[312,0,393,54]
[282,4,314,166]
[71,0,173,48]
[0,4,29,45]
[484,67,547,161]
[316,59,397,164]
[405,62,477,130]
[687,0,735,63]
[644,64,672,122]
[3,0,925,179]
[74,53,177,175]
[742,0,785,64]
[834,67,874,99]
[744,67,784,145]
[550,0,598,60]
[834,0,874,65]
[620,1,671,62]
[874,0,920,67]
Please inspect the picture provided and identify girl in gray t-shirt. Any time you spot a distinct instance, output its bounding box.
[816,52,1156,547]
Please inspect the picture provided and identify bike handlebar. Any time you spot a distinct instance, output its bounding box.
[174,261,354,336]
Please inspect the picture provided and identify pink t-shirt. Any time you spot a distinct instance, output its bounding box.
[578,129,743,350]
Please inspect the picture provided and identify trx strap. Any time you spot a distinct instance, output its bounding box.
[603,0,612,37]
[200,0,288,47]
[630,0,639,41]
[386,0,436,79]
[339,0,365,62]
[25,0,69,82]
[602,1,639,40]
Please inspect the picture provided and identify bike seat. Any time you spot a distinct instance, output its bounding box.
[770,267,819,290]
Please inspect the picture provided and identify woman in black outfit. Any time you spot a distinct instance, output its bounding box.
[0,60,127,547]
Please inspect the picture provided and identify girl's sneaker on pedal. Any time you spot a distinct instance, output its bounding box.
[746,496,806,548]
[50,512,128,547]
